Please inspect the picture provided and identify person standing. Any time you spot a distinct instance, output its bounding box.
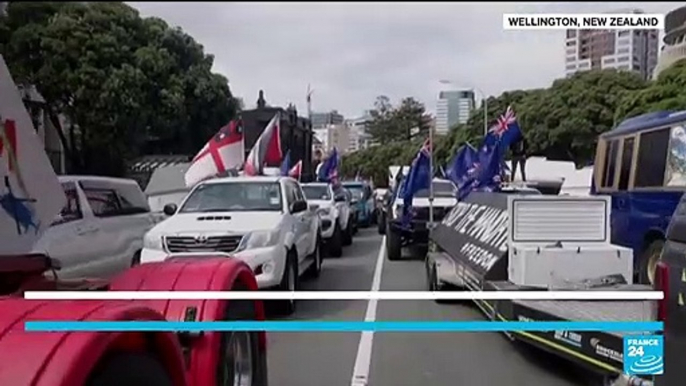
[510,136,527,181]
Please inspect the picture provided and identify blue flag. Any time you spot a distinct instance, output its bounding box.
[400,139,432,228]
[483,105,523,152]
[317,148,339,184]
[458,145,502,200]
[280,150,292,176]
[447,144,477,189]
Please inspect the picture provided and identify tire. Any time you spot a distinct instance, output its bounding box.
[377,212,386,235]
[217,287,268,386]
[342,221,353,246]
[276,250,298,315]
[639,239,665,285]
[328,224,343,258]
[87,353,173,386]
[305,234,323,278]
[386,224,402,261]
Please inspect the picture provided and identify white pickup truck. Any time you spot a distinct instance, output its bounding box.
[140,175,322,315]
[34,176,161,280]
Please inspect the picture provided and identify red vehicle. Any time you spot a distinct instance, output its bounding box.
[0,253,268,386]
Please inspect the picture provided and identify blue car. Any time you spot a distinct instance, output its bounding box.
[342,181,374,228]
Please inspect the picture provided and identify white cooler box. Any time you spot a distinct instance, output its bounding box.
[507,195,634,288]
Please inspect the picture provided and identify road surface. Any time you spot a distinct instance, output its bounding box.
[267,228,593,386]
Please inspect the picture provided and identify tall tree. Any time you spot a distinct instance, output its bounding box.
[367,95,431,143]
[0,2,238,176]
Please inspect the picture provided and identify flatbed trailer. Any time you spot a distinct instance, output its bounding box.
[426,192,661,386]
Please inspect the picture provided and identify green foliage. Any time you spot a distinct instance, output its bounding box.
[0,2,237,176]
[366,95,432,143]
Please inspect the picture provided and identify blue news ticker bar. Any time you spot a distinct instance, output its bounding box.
[24,321,664,332]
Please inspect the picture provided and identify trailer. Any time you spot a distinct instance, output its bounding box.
[426,192,666,386]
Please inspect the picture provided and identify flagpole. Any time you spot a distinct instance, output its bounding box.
[428,126,434,229]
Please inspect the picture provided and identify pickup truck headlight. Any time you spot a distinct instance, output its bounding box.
[144,234,163,250]
[235,229,280,252]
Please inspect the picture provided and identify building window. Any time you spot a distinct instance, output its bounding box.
[579,62,589,68]
[618,30,630,37]
[565,64,576,70]
[617,47,630,54]
[566,48,576,55]
[618,56,629,62]
[566,56,576,62]
[566,40,576,47]
[566,30,577,38]
[618,65,630,70]
[605,58,615,64]
[633,64,641,71]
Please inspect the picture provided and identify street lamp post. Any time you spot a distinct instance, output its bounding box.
[438,79,488,136]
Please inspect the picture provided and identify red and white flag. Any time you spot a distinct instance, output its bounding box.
[288,160,302,179]
[244,113,282,176]
[184,119,244,187]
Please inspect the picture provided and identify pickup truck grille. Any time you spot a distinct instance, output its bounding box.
[413,206,450,221]
[165,235,243,253]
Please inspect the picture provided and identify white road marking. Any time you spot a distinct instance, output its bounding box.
[25,290,663,301]
[350,236,387,386]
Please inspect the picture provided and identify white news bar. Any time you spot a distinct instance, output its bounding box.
[24,290,664,301]
[503,13,665,30]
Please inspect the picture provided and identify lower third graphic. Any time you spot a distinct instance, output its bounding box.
[623,335,664,375]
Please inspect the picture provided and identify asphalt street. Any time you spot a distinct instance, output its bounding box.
[267,227,591,386]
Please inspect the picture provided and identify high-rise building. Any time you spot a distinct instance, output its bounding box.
[435,90,475,135]
[346,111,375,152]
[564,9,659,80]
[310,110,344,130]
[653,5,686,79]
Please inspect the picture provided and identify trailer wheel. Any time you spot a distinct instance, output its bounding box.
[87,352,173,386]
[639,239,664,285]
[386,226,402,261]
[218,289,268,386]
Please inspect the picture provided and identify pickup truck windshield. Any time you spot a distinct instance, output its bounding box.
[302,185,332,200]
[179,182,282,213]
[410,182,456,198]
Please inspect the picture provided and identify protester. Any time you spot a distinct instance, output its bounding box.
[510,136,527,182]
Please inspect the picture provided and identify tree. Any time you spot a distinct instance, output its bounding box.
[0,2,238,176]
[615,59,686,122]
[366,95,431,143]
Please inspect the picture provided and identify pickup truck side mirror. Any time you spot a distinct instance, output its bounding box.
[163,203,178,216]
[290,200,308,214]
[334,194,346,203]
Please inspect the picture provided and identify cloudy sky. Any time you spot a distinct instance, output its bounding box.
[128,2,680,119]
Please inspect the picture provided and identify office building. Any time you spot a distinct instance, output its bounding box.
[564,9,659,80]
[653,5,686,79]
[346,112,376,152]
[310,110,344,130]
[435,90,475,135]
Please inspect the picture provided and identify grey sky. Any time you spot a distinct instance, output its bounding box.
[128,2,680,119]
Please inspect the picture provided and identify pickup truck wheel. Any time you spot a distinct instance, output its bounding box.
[639,239,665,285]
[386,225,402,261]
[377,212,386,235]
[342,221,353,246]
[305,234,323,278]
[217,294,267,386]
[87,352,173,386]
[276,251,298,315]
[328,225,343,258]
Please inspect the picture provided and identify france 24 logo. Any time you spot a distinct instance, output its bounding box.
[623,335,664,375]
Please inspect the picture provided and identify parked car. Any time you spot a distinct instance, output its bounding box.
[342,181,374,227]
[34,176,162,280]
[301,182,354,257]
[140,176,322,315]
